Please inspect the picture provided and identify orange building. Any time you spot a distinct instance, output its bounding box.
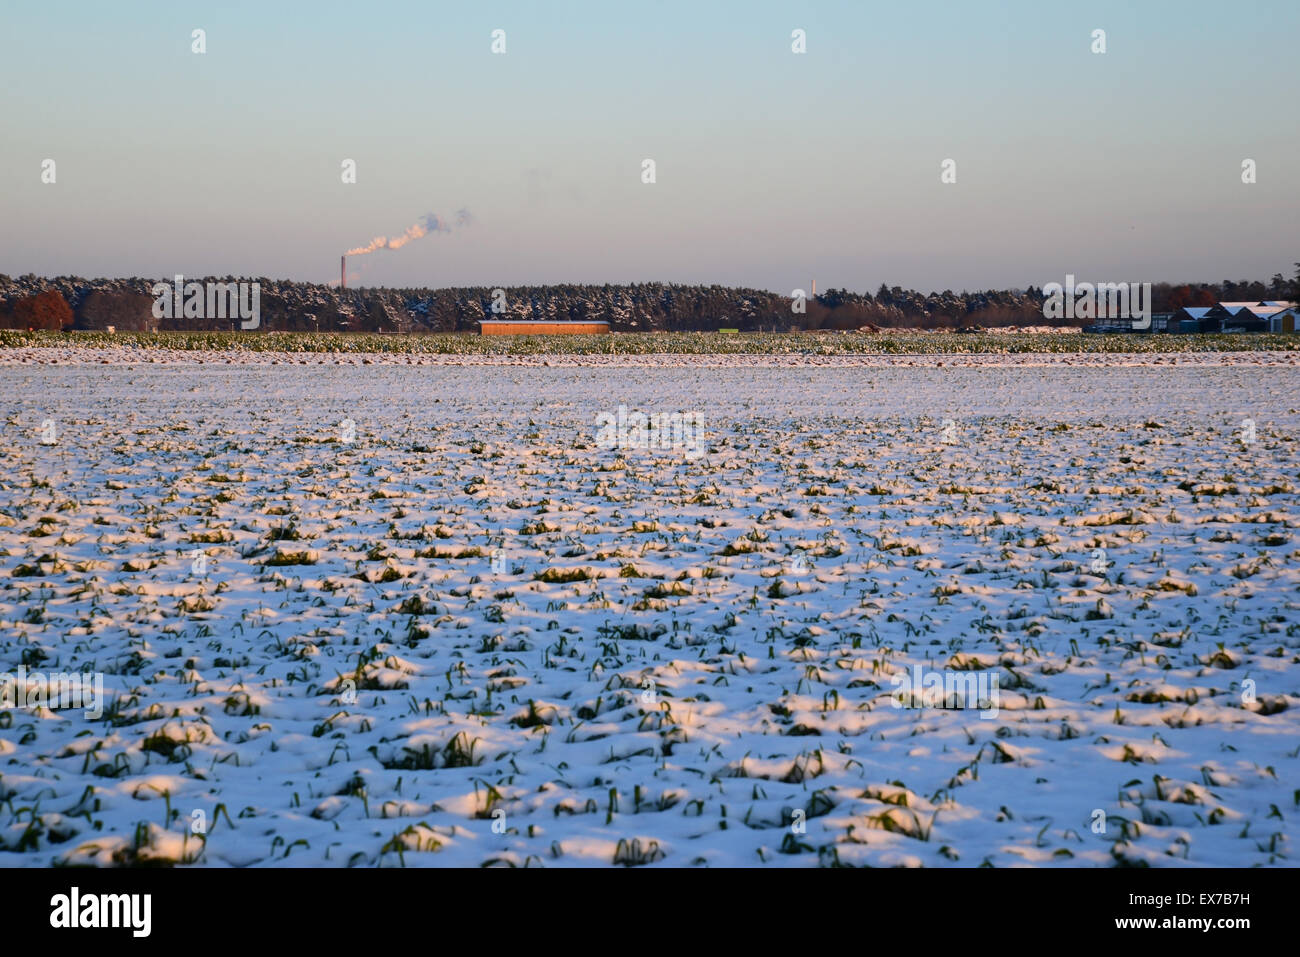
[479,320,610,335]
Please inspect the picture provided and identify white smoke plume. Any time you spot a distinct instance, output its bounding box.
[345,209,472,257]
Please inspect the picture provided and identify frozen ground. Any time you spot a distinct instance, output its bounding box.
[0,353,1297,867]
[2,343,1300,368]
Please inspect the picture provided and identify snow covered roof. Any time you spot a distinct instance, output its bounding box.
[1220,300,1297,310]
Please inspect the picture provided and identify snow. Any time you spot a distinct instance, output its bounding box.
[0,351,1296,867]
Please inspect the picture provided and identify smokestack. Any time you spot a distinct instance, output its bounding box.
[812,279,816,299]
[341,255,346,290]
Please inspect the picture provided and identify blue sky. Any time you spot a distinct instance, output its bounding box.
[1,0,1296,292]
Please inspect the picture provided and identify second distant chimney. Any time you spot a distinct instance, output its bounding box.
[341,255,346,290]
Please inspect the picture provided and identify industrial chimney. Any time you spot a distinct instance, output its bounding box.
[341,255,346,290]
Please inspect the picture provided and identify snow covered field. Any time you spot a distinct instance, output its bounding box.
[1,352,1297,867]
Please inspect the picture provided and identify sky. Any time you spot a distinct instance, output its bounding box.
[1,0,1296,294]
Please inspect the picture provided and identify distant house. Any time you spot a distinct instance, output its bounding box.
[1214,303,1269,334]
[1167,301,1297,334]
[1267,308,1298,333]
[479,319,610,335]
[1171,306,1216,333]
[1081,316,1145,334]
[1243,301,1298,333]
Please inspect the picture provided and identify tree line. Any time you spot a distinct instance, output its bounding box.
[1,268,1295,333]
